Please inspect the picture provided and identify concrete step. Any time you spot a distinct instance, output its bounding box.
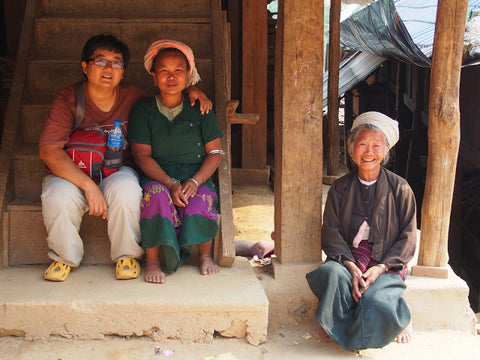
[266,258,477,341]
[39,0,211,18]
[404,267,477,332]
[33,18,212,60]
[0,257,268,345]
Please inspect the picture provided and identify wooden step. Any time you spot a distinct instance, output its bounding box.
[21,104,50,144]
[3,0,235,270]
[6,198,111,265]
[24,59,214,105]
[39,0,212,18]
[13,145,44,199]
[33,18,212,60]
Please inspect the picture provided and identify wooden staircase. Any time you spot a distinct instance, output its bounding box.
[0,0,235,267]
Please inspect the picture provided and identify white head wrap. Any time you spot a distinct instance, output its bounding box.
[351,111,399,148]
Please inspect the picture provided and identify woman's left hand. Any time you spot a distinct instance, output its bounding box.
[186,87,212,114]
[182,179,199,200]
[361,264,386,292]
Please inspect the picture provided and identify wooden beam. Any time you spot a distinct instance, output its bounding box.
[274,0,324,264]
[241,0,268,169]
[211,0,236,266]
[326,0,341,175]
[413,0,468,274]
[410,265,448,278]
[227,100,259,125]
[403,93,416,112]
[231,167,270,185]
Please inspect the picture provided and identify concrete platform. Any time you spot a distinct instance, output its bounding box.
[0,257,268,345]
[259,258,477,335]
[404,267,477,332]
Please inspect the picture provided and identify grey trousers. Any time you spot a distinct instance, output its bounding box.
[41,166,144,267]
[306,260,411,350]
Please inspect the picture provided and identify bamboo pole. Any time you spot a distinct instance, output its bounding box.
[412,0,468,278]
[326,0,341,175]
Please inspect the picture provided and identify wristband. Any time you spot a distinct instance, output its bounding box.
[378,263,387,272]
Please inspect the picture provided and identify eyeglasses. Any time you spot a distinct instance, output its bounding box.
[88,57,124,69]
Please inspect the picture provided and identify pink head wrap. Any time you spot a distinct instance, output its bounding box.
[144,39,201,87]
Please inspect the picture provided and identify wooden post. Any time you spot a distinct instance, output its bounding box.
[241,0,268,169]
[411,0,468,278]
[211,0,236,266]
[274,0,323,263]
[326,0,341,175]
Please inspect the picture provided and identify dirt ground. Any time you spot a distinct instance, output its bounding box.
[232,184,275,245]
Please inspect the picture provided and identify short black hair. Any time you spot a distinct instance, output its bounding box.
[81,34,130,68]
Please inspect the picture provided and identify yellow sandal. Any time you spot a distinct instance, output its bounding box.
[44,261,72,281]
[116,258,141,280]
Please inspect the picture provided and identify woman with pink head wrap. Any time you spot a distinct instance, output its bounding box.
[128,40,224,283]
[144,39,201,87]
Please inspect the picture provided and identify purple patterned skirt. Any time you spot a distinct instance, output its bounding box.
[140,181,219,271]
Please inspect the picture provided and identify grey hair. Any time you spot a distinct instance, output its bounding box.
[347,123,390,165]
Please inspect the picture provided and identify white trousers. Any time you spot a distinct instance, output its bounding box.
[41,166,144,267]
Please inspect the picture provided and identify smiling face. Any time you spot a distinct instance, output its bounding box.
[81,48,125,89]
[152,50,189,99]
[351,127,388,181]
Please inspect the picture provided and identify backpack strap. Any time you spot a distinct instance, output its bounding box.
[74,82,85,129]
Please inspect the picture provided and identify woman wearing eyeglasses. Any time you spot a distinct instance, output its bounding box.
[39,34,212,281]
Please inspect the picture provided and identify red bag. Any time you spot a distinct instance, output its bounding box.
[44,82,120,180]
[65,128,118,180]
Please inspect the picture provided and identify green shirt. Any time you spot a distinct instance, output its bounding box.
[128,94,223,184]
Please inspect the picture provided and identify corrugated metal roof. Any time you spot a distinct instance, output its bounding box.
[323,52,386,107]
[323,0,480,107]
[395,1,437,59]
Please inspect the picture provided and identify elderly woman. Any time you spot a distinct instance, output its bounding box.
[306,111,417,350]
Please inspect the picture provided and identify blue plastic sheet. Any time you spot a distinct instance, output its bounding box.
[340,0,435,67]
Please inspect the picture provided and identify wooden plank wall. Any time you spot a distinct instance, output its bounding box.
[241,0,267,170]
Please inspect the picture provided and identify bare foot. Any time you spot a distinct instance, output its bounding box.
[144,263,166,284]
[319,326,333,342]
[199,255,220,275]
[394,321,412,343]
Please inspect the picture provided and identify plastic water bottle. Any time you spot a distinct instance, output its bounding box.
[108,120,123,152]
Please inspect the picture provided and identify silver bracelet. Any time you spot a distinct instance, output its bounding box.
[189,177,199,187]
[378,263,387,272]
[168,178,180,189]
[208,149,224,155]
